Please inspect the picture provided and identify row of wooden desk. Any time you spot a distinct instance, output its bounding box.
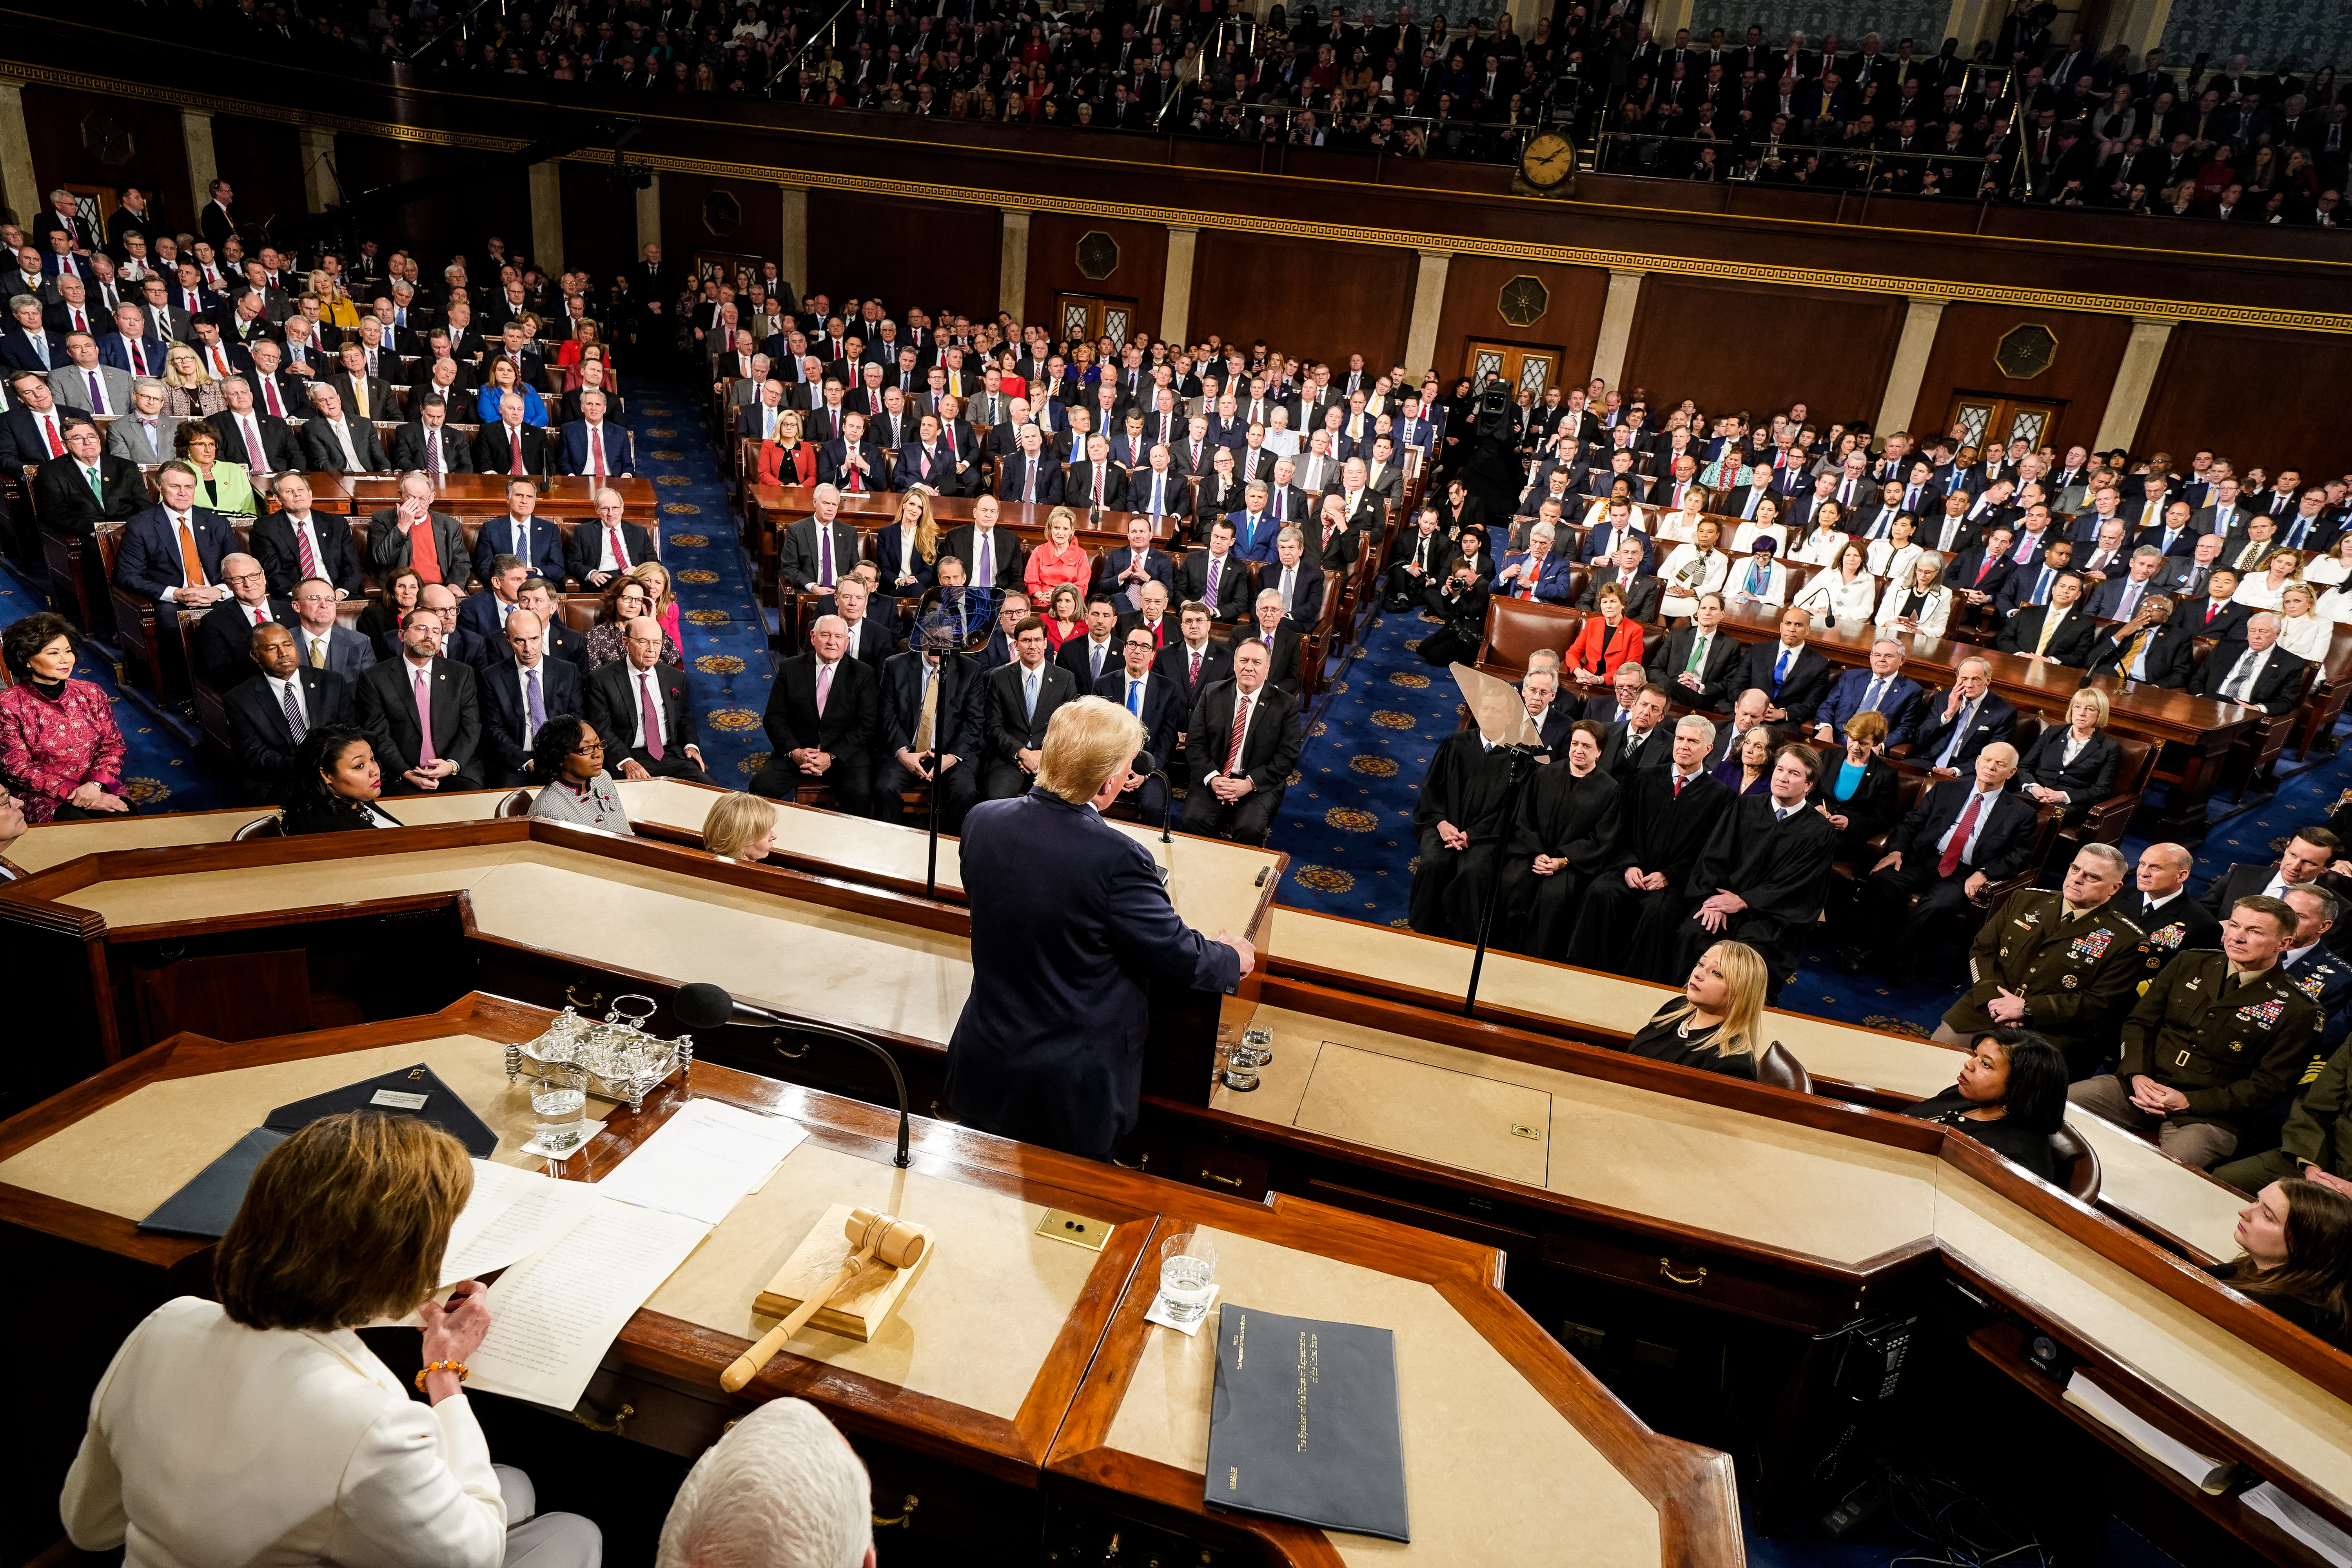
[3,789,2347,1563]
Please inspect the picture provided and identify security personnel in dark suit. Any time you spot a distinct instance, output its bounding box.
[2067,895,2321,1170]
[944,694,1249,1160]
[1937,847,2145,1075]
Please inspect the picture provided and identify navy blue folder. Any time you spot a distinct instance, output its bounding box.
[1203,1303,1409,1541]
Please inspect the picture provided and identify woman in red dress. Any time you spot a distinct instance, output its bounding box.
[0,613,131,820]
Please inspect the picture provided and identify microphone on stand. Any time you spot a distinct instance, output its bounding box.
[670,984,912,1167]
[1126,750,1174,880]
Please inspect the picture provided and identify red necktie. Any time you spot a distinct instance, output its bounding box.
[2205,601,2218,624]
[510,427,527,476]
[72,309,86,333]
[1673,773,1684,798]
[1225,693,1249,773]
[295,523,319,580]
[263,378,283,417]
[1938,791,1985,878]
[250,605,267,626]
[608,524,627,569]
[40,415,64,456]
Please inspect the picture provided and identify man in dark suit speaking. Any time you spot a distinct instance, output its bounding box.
[945,695,1253,1159]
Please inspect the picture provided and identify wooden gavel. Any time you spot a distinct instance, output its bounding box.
[720,1207,927,1394]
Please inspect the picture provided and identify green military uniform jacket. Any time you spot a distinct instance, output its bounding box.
[2279,1043,2352,1180]
[2118,950,2321,1129]
[1946,889,2144,1060]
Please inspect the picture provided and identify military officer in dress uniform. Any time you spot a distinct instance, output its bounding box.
[2067,894,2321,1170]
[2211,1041,2352,1195]
[1936,844,2143,1076]
[2279,885,2352,1056]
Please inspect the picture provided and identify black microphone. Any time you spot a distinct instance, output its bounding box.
[671,983,912,1167]
[1128,748,1177,851]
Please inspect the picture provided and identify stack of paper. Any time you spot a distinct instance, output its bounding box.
[2062,1370,2239,1494]
[2243,1483,2352,1567]
[461,1101,809,1410]
[440,1161,603,1287]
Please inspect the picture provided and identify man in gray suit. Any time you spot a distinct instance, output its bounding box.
[288,577,379,678]
[366,470,475,590]
[49,332,133,416]
[104,378,182,463]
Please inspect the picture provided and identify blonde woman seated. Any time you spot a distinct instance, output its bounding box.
[1875,553,1953,638]
[160,341,226,418]
[1617,939,1769,1080]
[2276,583,2334,662]
[1793,539,1878,627]
[1652,491,1709,546]
[2235,548,2302,611]
[702,791,780,863]
[1865,513,1924,586]
[1656,517,1732,619]
[1787,504,1851,566]
[60,1113,603,1567]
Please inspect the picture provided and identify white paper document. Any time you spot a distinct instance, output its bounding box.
[463,1197,713,1410]
[2062,1370,2238,1494]
[439,1160,603,1287]
[591,1097,809,1225]
[2243,1482,2352,1567]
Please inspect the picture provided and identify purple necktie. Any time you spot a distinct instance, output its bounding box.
[640,673,664,760]
[526,667,544,732]
[818,526,834,586]
[414,670,438,765]
[88,370,104,410]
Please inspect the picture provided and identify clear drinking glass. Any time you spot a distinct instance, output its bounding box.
[1158,1232,1218,1325]
[530,1061,590,1154]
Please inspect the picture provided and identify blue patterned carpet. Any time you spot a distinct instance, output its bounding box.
[1265,604,2352,1034]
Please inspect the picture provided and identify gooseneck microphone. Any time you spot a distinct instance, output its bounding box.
[671,983,912,1167]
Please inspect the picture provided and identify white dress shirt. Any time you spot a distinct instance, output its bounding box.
[1935,784,2004,862]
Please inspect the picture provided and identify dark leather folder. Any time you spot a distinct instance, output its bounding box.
[1203,1303,1409,1541]
[137,1063,497,1238]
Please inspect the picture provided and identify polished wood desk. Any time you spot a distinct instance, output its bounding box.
[0,995,1730,1568]
[250,474,658,521]
[1711,603,2257,838]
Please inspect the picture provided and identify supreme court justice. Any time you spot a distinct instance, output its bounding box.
[1629,743,1835,996]
[1407,716,1524,940]
[946,696,1251,1159]
[1492,720,1622,960]
[1564,715,1731,974]
[1936,845,2146,1074]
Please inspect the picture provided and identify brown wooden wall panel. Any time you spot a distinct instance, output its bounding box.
[203,116,305,253]
[1620,277,1904,424]
[1431,258,1610,388]
[2135,324,2352,478]
[657,172,782,286]
[18,87,192,235]
[802,191,999,321]
[559,160,637,288]
[1023,212,1168,341]
[1187,230,1414,369]
[1903,303,2132,456]
[328,136,528,281]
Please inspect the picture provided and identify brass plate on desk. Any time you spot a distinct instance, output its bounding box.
[1035,1209,1114,1252]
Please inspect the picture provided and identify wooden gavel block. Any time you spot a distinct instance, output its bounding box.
[719,1205,931,1394]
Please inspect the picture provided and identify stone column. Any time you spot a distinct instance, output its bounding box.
[1402,249,1452,379]
[2092,316,2178,454]
[0,83,36,232]
[180,108,218,224]
[779,185,809,299]
[1873,296,1949,439]
[1161,225,1198,345]
[298,126,338,215]
[528,162,563,274]
[1588,267,1645,391]
[998,206,1032,322]
[635,173,662,255]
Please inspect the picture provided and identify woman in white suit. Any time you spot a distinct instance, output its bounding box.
[62,1113,602,1568]
[1793,539,1879,627]
[1875,552,1954,638]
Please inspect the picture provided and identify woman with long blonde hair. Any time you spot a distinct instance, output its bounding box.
[626,559,682,651]
[1621,940,1770,1078]
[878,487,940,599]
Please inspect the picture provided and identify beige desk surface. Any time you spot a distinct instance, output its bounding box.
[1102,1225,1661,1568]
[9,791,516,875]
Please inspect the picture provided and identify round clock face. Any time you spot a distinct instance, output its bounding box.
[1520,132,1573,188]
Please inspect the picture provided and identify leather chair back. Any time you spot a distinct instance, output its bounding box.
[2049,1122,2101,1203]
[230,813,285,841]
[1756,1041,1812,1093]
[1477,596,1580,675]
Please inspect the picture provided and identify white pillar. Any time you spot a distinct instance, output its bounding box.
[1161,225,1198,346]
[2093,316,2178,454]
[635,173,661,256]
[1403,249,1451,381]
[998,207,1031,323]
[1873,296,1949,440]
[1650,0,1695,44]
[0,84,35,234]
[180,109,218,228]
[779,185,809,300]
[1943,0,1998,56]
[298,127,338,216]
[1588,268,1644,392]
[528,163,563,274]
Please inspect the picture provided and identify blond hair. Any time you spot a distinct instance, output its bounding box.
[1653,940,1770,1060]
[1035,695,1144,805]
[703,791,779,860]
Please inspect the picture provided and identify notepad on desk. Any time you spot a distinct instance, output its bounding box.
[2062,1369,2239,1494]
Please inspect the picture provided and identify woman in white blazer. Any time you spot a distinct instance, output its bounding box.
[1656,516,1731,619]
[62,1114,601,1568]
[1875,552,1955,638]
[1793,539,1879,627]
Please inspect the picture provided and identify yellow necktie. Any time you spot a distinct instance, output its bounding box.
[310,635,327,669]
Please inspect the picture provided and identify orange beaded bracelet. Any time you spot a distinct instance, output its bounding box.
[415,1360,470,1392]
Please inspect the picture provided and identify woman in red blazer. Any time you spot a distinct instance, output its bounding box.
[756,408,820,487]
[1563,582,1646,693]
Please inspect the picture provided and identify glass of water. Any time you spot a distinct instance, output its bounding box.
[1158,1232,1218,1326]
[530,1062,590,1155]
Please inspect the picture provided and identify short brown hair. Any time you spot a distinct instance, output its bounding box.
[213,1112,472,1331]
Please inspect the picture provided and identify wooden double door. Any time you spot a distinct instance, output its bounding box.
[1465,339,1563,403]
[1055,292,1137,347]
[1947,392,2065,456]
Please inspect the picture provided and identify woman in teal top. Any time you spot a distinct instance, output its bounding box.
[175,424,257,515]
[1813,708,1900,863]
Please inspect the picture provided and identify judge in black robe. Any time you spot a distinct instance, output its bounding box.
[1565,719,1732,973]
[1408,728,1523,939]
[1630,747,1838,995]
[1494,730,1622,960]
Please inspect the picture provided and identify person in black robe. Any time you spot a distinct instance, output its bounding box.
[1631,743,1837,997]
[1494,721,1622,960]
[1408,724,1524,939]
[1566,714,1731,973]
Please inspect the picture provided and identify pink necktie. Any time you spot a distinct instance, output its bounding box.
[640,673,664,760]
[815,661,833,717]
[590,426,605,478]
[414,669,438,765]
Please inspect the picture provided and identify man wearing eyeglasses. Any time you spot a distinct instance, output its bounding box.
[194,551,293,685]
[584,616,705,779]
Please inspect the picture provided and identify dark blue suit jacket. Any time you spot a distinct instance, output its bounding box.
[872,523,936,598]
[558,420,636,476]
[1225,508,1279,563]
[1093,666,1182,772]
[472,515,569,584]
[97,332,170,377]
[477,655,584,778]
[1496,550,1575,604]
[944,788,1241,1156]
[114,504,236,603]
[0,323,65,373]
[996,451,1064,505]
[1815,668,1925,748]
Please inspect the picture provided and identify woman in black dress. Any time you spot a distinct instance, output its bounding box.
[2015,688,2121,825]
[1899,1027,2068,1183]
[282,727,405,834]
[2208,1179,2352,1349]
[1621,939,1769,1080]
[1495,719,1621,959]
